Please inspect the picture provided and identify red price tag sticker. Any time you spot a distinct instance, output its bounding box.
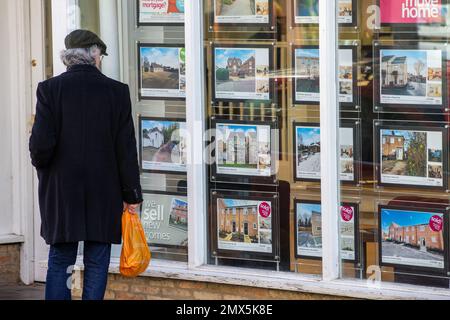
[259,202,271,218]
[340,206,354,222]
[429,215,443,232]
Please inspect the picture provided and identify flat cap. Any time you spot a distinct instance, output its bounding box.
[64,29,108,56]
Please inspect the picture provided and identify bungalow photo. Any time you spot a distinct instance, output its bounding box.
[141,119,187,172]
[217,198,273,253]
[214,0,270,23]
[215,47,270,100]
[380,129,444,187]
[380,49,443,105]
[296,126,321,180]
[216,123,272,177]
[381,208,445,269]
[140,46,185,98]
[138,0,185,24]
[295,48,320,103]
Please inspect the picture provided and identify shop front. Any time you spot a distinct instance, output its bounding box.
[2,0,450,300]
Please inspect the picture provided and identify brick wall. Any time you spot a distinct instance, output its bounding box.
[0,244,21,284]
[72,273,352,300]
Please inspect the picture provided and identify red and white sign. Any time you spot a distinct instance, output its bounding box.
[141,0,169,13]
[340,206,354,222]
[258,202,271,218]
[380,0,443,24]
[429,215,443,232]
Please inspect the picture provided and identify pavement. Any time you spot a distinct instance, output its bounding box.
[0,283,45,300]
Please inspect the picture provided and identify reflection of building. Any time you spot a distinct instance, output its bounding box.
[143,127,164,148]
[386,221,444,252]
[217,199,258,237]
[297,56,319,79]
[381,55,408,87]
[382,132,405,161]
[311,212,321,237]
[227,56,255,77]
[225,130,258,165]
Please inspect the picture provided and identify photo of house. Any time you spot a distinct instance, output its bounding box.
[215,0,258,17]
[296,126,321,178]
[140,46,183,91]
[296,202,322,256]
[216,123,271,176]
[217,198,272,250]
[141,119,187,170]
[381,50,427,97]
[295,48,320,94]
[215,48,261,95]
[338,0,352,17]
[295,0,319,18]
[428,164,443,179]
[381,208,445,268]
[381,130,427,177]
[169,198,188,231]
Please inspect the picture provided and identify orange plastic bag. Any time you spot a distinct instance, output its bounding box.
[120,209,151,277]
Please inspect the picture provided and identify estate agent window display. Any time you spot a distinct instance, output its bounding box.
[134,0,188,262]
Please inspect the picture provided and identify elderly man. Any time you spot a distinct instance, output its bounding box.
[29,30,142,300]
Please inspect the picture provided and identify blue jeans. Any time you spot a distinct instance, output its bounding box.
[45,242,112,300]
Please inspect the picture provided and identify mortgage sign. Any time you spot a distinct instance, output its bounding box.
[380,0,444,24]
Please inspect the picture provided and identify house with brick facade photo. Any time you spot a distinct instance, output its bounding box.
[216,198,273,252]
[380,129,444,183]
[381,207,445,269]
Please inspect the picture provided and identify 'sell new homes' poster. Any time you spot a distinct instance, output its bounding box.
[217,198,273,254]
[214,46,271,101]
[294,0,354,25]
[379,0,446,25]
[141,193,188,248]
[214,0,270,24]
[140,118,187,173]
[139,44,186,99]
[138,0,185,24]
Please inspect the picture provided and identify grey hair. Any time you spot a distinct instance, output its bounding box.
[60,45,102,67]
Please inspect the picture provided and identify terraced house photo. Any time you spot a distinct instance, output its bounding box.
[217,198,273,253]
[381,207,445,269]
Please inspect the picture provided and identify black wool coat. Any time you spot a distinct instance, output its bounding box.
[29,64,143,245]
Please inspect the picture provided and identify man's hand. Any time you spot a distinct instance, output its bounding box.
[123,202,140,214]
